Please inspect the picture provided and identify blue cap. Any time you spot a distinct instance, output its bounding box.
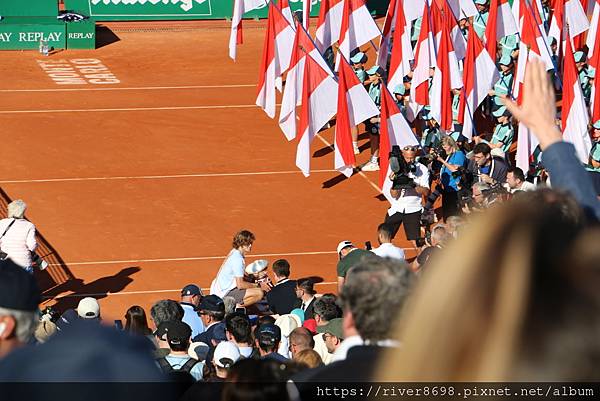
[421,106,433,120]
[350,52,366,64]
[290,308,305,324]
[181,284,202,297]
[575,51,586,63]
[492,106,509,117]
[593,120,600,129]
[474,0,487,4]
[393,84,406,95]
[366,66,384,76]
[499,54,513,66]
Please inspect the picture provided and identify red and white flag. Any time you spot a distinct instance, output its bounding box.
[256,1,296,118]
[430,11,463,131]
[279,23,331,140]
[562,37,593,163]
[303,0,312,28]
[382,0,413,89]
[379,85,420,201]
[335,57,380,176]
[459,24,499,140]
[410,3,436,109]
[315,0,344,52]
[446,0,478,20]
[586,0,600,62]
[336,0,381,68]
[279,0,294,24]
[296,54,338,176]
[484,0,518,58]
[229,0,266,60]
[429,1,466,61]
[548,0,589,54]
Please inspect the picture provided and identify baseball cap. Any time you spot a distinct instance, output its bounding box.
[474,0,487,5]
[181,284,203,297]
[393,84,406,96]
[492,106,509,118]
[575,51,586,63]
[257,323,281,343]
[166,320,192,346]
[366,66,384,76]
[213,341,241,368]
[499,54,513,66]
[77,297,100,319]
[0,259,40,311]
[316,318,344,339]
[290,308,305,324]
[350,52,366,64]
[199,294,225,312]
[275,314,300,337]
[56,309,79,331]
[593,120,600,129]
[336,240,353,256]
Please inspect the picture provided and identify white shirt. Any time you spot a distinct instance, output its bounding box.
[0,218,37,269]
[181,303,206,339]
[506,180,537,193]
[330,335,363,362]
[313,333,334,365]
[387,163,429,215]
[371,243,405,261]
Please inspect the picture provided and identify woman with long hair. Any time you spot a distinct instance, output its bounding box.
[124,305,152,337]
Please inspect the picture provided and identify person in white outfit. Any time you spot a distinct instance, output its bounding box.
[371,223,405,261]
[0,200,39,273]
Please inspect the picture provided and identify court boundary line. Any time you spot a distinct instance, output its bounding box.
[0,104,272,114]
[0,84,255,93]
[0,169,337,184]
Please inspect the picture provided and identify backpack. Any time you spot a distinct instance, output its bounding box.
[157,357,199,374]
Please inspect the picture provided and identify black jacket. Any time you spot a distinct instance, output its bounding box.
[466,155,509,185]
[301,297,316,320]
[266,279,298,315]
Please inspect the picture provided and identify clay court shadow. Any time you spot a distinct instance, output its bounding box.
[95,25,121,49]
[47,266,141,313]
[322,172,353,188]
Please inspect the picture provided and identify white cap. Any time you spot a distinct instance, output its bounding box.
[336,240,353,255]
[275,314,300,337]
[77,297,100,319]
[213,341,241,368]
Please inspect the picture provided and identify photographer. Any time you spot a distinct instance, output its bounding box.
[466,142,509,186]
[436,136,467,220]
[384,146,430,247]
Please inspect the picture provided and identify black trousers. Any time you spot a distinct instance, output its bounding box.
[384,210,422,241]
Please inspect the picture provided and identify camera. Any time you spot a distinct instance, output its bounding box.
[389,145,417,190]
[41,307,60,323]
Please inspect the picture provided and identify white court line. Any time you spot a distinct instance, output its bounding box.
[48,251,341,267]
[41,281,339,299]
[0,104,271,114]
[0,169,337,184]
[314,133,383,195]
[0,84,255,93]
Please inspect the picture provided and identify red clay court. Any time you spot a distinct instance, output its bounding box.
[0,20,415,320]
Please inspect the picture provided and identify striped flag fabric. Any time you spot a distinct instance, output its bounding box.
[561,37,593,163]
[379,85,420,201]
[229,0,266,60]
[279,0,294,24]
[410,2,436,108]
[334,57,380,176]
[296,54,339,176]
[548,0,589,54]
[315,0,344,52]
[430,11,463,131]
[336,0,381,68]
[484,0,518,58]
[459,24,499,140]
[383,0,413,90]
[256,1,295,118]
[279,22,331,140]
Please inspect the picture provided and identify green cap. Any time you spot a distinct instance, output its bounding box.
[593,120,600,129]
[499,54,513,66]
[366,66,384,76]
[474,0,487,4]
[393,84,405,95]
[316,318,344,339]
[492,106,509,117]
[350,52,366,64]
[574,51,586,63]
[421,106,432,120]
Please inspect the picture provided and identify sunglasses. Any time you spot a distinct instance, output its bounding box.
[403,146,419,151]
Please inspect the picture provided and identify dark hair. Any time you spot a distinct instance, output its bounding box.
[150,300,184,327]
[124,305,151,336]
[377,223,395,240]
[204,309,225,322]
[225,312,253,344]
[313,299,341,322]
[170,341,189,353]
[223,359,296,401]
[340,258,414,342]
[289,327,314,351]
[296,279,316,295]
[472,142,491,156]
[272,259,290,278]
[508,167,526,182]
[232,230,255,249]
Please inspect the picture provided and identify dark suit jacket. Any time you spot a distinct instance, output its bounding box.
[302,297,316,320]
[266,279,298,315]
[291,345,382,400]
